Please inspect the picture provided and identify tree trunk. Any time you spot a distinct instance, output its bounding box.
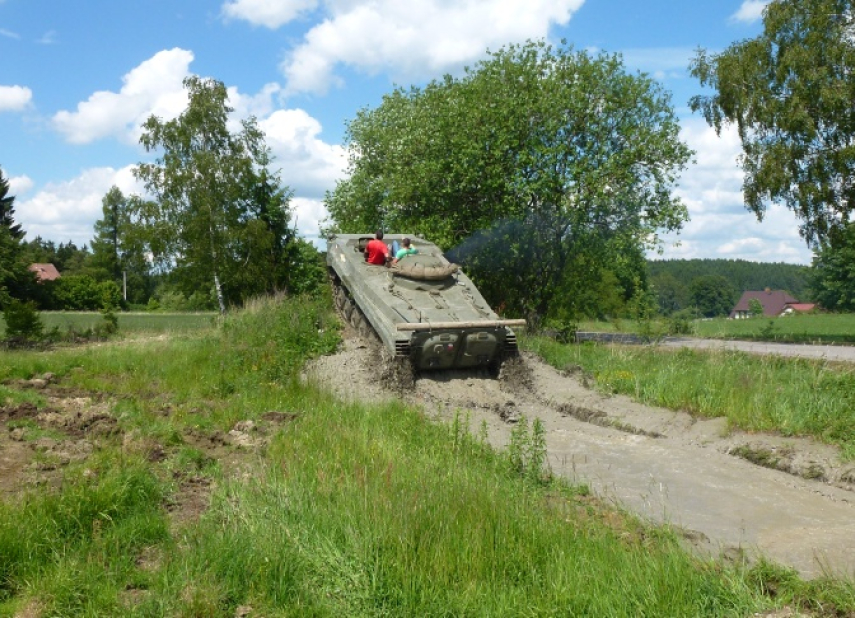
[213,271,226,315]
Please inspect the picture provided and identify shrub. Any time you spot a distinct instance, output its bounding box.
[2,299,44,343]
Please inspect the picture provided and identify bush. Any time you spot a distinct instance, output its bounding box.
[2,299,44,343]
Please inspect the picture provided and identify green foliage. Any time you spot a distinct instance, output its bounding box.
[748,298,764,317]
[222,293,341,379]
[47,275,104,310]
[648,259,812,314]
[1,299,44,343]
[89,187,156,305]
[689,274,736,317]
[811,223,855,311]
[507,416,551,484]
[690,0,855,243]
[0,166,34,306]
[134,76,301,313]
[327,40,692,322]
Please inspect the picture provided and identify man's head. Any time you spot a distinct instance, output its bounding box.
[375,230,384,240]
[402,237,411,248]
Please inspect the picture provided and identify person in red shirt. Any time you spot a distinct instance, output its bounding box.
[365,230,390,265]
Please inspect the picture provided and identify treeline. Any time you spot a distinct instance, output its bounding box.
[648,259,812,316]
[1,77,328,317]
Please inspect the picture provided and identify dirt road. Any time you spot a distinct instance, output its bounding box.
[307,336,855,580]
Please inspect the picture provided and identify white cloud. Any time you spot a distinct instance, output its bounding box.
[16,166,142,246]
[280,0,585,94]
[227,82,282,122]
[52,48,194,144]
[731,0,769,24]
[222,0,319,28]
[8,175,34,197]
[260,108,346,198]
[0,28,20,39]
[0,85,33,111]
[291,196,328,241]
[653,117,814,264]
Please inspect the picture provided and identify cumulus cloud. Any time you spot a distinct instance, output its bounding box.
[278,0,585,94]
[731,0,769,24]
[8,175,34,197]
[227,82,282,123]
[52,48,194,144]
[291,196,328,242]
[15,166,142,246]
[653,117,813,264]
[0,85,33,111]
[222,0,319,28]
[260,108,346,198]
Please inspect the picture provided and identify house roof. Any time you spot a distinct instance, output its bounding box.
[730,289,799,318]
[785,303,816,313]
[28,263,61,282]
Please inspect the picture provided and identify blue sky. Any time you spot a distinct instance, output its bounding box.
[0,0,815,264]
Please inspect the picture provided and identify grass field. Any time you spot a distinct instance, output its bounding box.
[2,297,852,615]
[579,313,855,344]
[0,311,218,338]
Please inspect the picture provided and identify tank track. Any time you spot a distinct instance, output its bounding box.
[330,269,416,390]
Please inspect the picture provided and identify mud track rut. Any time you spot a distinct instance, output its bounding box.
[306,331,855,580]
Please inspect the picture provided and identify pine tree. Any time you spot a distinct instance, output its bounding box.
[0,166,33,306]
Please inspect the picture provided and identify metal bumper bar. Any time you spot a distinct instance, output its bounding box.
[396,319,527,331]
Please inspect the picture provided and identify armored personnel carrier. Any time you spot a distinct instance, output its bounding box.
[327,234,525,371]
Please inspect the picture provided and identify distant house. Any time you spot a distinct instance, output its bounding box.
[28,263,61,283]
[730,289,815,319]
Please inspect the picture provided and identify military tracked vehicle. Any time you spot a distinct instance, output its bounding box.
[327,234,526,371]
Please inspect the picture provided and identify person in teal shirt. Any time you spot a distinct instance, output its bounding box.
[393,237,418,264]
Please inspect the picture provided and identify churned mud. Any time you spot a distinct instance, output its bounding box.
[0,376,298,531]
[305,331,855,580]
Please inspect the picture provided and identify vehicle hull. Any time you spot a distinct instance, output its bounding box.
[326,234,524,371]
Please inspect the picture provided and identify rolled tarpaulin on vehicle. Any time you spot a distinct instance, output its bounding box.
[390,261,459,280]
[396,319,527,331]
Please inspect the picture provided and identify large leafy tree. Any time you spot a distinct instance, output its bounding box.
[326,41,692,321]
[135,76,294,312]
[0,166,34,306]
[690,0,855,244]
[689,275,735,318]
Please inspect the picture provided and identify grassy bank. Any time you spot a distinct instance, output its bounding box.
[525,336,855,459]
[1,298,853,615]
[579,313,855,344]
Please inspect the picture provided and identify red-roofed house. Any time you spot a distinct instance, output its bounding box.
[28,263,61,282]
[730,289,814,319]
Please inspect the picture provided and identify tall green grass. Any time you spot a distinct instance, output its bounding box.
[1,296,854,615]
[526,336,855,458]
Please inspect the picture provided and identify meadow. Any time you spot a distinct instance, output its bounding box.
[0,311,217,338]
[579,312,855,344]
[1,298,854,615]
